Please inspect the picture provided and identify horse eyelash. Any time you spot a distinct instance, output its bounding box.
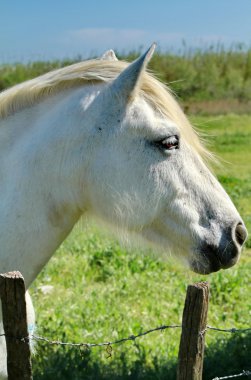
[154,135,180,151]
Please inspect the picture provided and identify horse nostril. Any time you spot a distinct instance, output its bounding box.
[235,223,248,246]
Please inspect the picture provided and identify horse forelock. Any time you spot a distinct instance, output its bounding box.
[0,59,212,162]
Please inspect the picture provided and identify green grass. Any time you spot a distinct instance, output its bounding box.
[30,114,251,379]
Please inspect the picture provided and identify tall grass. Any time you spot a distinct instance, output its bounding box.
[1,45,251,109]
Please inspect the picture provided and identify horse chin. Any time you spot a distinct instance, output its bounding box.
[189,254,239,275]
[189,259,221,275]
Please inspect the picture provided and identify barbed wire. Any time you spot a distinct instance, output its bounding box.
[31,326,251,379]
[212,369,251,379]
[207,326,251,334]
[31,324,181,348]
[1,324,250,378]
[31,324,251,348]
[0,323,250,349]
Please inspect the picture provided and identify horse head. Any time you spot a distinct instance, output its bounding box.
[85,44,247,274]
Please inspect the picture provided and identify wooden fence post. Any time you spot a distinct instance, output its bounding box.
[0,271,33,380]
[177,281,209,380]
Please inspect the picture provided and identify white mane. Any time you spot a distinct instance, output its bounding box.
[0,59,210,160]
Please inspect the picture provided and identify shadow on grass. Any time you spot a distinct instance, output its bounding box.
[32,342,177,380]
[203,331,251,380]
[33,332,251,380]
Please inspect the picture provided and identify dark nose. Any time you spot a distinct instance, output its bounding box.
[194,222,248,274]
[235,222,248,247]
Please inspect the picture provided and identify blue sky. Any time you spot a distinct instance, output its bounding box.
[1,0,251,63]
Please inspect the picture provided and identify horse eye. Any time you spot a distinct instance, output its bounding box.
[156,135,179,151]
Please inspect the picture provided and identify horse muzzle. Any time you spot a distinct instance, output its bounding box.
[191,221,248,274]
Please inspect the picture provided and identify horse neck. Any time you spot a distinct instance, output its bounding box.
[0,85,100,287]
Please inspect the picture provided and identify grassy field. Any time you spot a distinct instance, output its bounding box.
[29,114,251,380]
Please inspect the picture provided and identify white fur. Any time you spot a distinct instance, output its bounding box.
[0,46,246,377]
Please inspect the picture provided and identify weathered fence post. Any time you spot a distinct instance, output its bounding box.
[0,271,33,380]
[177,281,209,380]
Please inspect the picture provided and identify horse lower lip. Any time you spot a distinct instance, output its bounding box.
[220,256,239,270]
[192,266,211,275]
[191,254,239,274]
[190,255,222,274]
[195,239,240,274]
[204,252,223,273]
[209,260,222,273]
[208,249,239,272]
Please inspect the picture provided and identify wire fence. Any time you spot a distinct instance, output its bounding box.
[30,324,251,348]
[1,323,250,349]
[32,324,251,380]
[212,370,251,379]
[1,273,250,380]
[31,324,251,380]
[1,323,251,379]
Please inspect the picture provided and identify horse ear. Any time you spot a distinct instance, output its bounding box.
[100,49,118,61]
[110,43,156,101]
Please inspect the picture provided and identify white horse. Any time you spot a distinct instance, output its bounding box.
[0,44,247,378]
